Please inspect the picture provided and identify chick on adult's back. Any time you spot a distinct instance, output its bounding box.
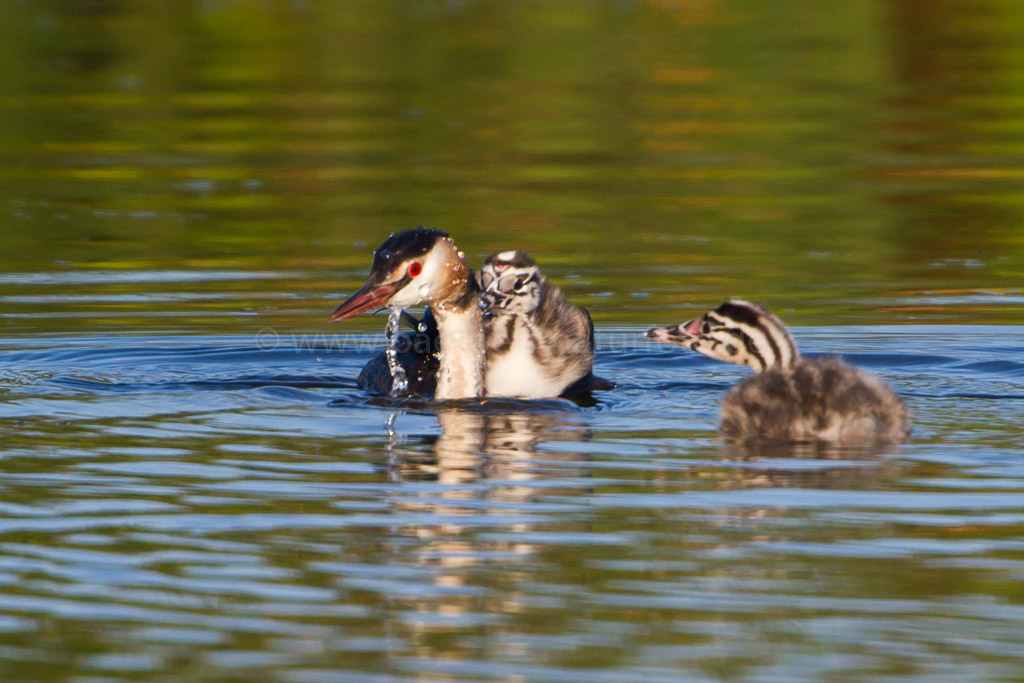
[647,300,910,443]
[479,251,597,398]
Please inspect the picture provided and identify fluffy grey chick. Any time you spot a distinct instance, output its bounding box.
[478,250,598,398]
[647,299,910,443]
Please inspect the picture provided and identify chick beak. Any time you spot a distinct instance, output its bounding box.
[480,287,501,311]
[329,279,403,322]
[682,316,704,336]
[646,320,697,345]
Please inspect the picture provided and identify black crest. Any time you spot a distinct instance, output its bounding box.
[370,227,448,279]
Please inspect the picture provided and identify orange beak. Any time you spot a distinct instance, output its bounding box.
[329,279,403,322]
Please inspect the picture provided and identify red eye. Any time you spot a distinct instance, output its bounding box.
[407,261,422,277]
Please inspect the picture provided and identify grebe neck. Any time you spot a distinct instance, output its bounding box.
[432,280,485,399]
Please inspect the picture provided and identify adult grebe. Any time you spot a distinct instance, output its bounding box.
[330,230,613,399]
[330,228,484,400]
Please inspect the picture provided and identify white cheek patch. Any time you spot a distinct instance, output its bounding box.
[389,247,448,307]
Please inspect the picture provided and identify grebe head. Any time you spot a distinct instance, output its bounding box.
[646,299,800,372]
[478,250,542,315]
[329,227,475,322]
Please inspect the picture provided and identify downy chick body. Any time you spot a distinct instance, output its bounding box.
[479,251,594,398]
[647,299,910,443]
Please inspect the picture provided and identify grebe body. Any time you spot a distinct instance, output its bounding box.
[479,251,596,398]
[648,300,910,443]
[331,228,483,400]
[331,230,612,400]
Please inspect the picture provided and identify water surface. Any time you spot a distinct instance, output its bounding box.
[2,1,1024,680]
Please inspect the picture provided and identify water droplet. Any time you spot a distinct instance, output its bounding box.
[384,307,409,396]
[418,284,430,297]
[457,250,465,259]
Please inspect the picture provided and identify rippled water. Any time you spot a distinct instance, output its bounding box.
[2,0,1024,680]
[2,327,1024,680]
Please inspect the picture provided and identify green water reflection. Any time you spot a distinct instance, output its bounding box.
[0,0,1022,335]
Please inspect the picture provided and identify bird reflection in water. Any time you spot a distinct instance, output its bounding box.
[713,440,903,492]
[363,404,905,654]
[371,405,590,645]
[385,404,589,488]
